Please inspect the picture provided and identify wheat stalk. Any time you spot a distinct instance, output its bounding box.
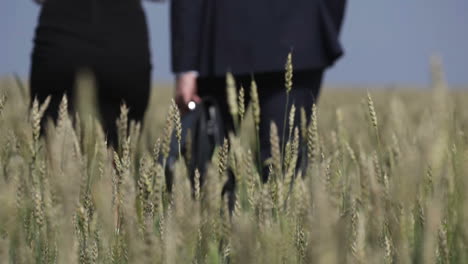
[285,52,293,94]
[0,92,7,117]
[282,52,294,165]
[194,169,201,202]
[284,127,299,210]
[161,103,176,165]
[238,85,245,123]
[226,72,239,131]
[117,104,129,150]
[218,138,229,179]
[270,122,282,179]
[250,79,262,171]
[1,77,467,263]
[171,99,182,158]
[307,104,319,171]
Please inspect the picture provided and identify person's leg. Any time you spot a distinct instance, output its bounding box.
[256,69,324,180]
[197,76,235,134]
[196,70,323,208]
[30,54,76,129]
[197,76,238,209]
[95,62,151,148]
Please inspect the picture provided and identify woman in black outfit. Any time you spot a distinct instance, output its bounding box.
[30,0,153,146]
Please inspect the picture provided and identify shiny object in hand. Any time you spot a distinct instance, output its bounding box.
[188,101,197,110]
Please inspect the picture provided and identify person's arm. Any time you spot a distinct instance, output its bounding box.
[171,0,204,73]
[323,0,347,33]
[175,71,201,113]
[171,0,204,111]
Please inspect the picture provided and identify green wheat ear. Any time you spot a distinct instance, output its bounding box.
[285,52,293,93]
[250,78,262,171]
[152,137,161,164]
[367,92,378,129]
[171,99,182,158]
[250,79,260,129]
[194,168,201,201]
[282,52,294,166]
[57,95,69,131]
[30,96,50,145]
[117,103,129,150]
[153,163,164,215]
[288,104,296,139]
[161,102,176,162]
[218,138,229,178]
[0,92,7,117]
[30,98,41,143]
[137,155,155,238]
[38,96,51,119]
[226,72,239,130]
[238,85,245,122]
[284,127,299,202]
[245,149,258,209]
[270,122,282,179]
[307,104,318,168]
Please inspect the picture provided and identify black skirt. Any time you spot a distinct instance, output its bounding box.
[30,0,152,146]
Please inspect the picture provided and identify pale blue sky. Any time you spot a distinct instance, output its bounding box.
[1,0,467,86]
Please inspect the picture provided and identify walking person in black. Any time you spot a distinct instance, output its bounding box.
[171,0,347,179]
[30,0,156,146]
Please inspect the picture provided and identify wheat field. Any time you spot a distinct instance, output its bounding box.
[0,62,468,264]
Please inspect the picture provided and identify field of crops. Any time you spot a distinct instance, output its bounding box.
[0,65,468,263]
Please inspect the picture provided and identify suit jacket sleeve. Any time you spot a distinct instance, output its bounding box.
[323,0,347,33]
[171,0,204,73]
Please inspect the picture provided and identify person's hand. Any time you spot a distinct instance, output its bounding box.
[175,71,201,113]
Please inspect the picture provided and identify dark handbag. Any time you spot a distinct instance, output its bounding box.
[166,96,225,188]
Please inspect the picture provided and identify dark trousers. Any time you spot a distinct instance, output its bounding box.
[30,0,151,147]
[198,69,324,181]
[30,54,151,147]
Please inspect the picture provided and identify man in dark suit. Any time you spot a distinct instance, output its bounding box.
[171,0,347,178]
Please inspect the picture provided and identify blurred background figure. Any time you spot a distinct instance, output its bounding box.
[171,0,347,177]
[30,0,156,146]
[3,1,468,85]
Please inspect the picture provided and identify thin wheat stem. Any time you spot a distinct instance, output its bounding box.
[281,92,290,169]
[281,53,293,170]
[251,78,262,174]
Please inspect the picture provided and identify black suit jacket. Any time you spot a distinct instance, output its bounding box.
[171,0,346,77]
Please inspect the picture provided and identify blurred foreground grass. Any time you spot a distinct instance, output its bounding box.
[0,69,468,263]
